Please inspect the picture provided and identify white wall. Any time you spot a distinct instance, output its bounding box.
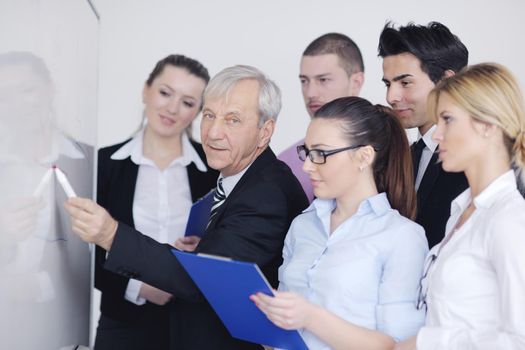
[93,0,525,152]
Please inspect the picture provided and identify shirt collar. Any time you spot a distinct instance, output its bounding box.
[474,170,517,209]
[110,129,207,172]
[307,192,392,218]
[451,170,517,215]
[219,162,252,197]
[417,124,438,153]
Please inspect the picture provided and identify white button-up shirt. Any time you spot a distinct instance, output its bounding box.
[110,130,207,305]
[414,125,438,191]
[417,170,525,349]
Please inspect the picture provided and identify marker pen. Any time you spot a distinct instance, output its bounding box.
[54,166,77,198]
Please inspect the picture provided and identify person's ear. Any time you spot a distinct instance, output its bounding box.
[257,118,275,148]
[472,119,497,138]
[482,122,498,138]
[442,69,456,79]
[356,145,375,169]
[349,72,365,96]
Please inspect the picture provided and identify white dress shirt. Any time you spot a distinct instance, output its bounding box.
[415,125,438,191]
[216,161,253,197]
[110,130,207,305]
[279,193,428,349]
[417,170,525,349]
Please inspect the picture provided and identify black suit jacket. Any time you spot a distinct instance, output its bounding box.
[95,138,218,324]
[104,147,308,350]
[413,145,468,248]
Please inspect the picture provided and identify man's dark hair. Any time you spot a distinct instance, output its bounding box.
[303,33,364,75]
[378,21,468,83]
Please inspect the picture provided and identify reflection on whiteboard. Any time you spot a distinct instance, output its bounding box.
[0,50,94,350]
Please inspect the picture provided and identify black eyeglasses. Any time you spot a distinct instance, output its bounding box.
[296,144,365,164]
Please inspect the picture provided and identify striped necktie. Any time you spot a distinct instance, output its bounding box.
[207,178,226,227]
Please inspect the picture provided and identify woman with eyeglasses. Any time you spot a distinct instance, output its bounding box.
[395,63,525,350]
[251,96,428,350]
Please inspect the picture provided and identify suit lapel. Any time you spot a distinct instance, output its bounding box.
[187,162,204,202]
[417,150,441,208]
[187,139,219,203]
[114,157,138,227]
[204,147,276,232]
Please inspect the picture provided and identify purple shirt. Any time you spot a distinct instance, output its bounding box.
[277,139,314,203]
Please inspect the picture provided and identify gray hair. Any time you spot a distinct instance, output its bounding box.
[204,65,281,127]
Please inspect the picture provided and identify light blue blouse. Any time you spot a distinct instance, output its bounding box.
[278,193,428,349]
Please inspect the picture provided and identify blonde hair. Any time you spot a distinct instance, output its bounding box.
[427,63,525,194]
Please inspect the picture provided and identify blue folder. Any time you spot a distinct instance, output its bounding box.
[184,191,214,237]
[171,250,308,350]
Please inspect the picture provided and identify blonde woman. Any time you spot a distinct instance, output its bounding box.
[396,63,525,349]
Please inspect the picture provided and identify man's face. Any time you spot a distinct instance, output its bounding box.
[382,52,436,135]
[300,54,361,118]
[200,79,274,177]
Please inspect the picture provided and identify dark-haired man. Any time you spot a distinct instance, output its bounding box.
[378,22,469,248]
[279,33,364,201]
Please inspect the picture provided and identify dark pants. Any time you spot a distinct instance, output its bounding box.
[94,314,170,350]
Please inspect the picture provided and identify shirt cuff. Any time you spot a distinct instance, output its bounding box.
[125,278,146,305]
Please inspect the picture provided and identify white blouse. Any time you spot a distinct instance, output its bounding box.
[110,130,207,305]
[417,170,525,349]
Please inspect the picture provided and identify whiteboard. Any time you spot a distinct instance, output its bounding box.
[0,0,98,349]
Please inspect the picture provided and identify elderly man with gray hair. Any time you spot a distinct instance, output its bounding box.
[65,65,308,350]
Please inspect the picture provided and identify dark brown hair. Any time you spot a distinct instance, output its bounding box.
[315,96,417,219]
[146,54,209,87]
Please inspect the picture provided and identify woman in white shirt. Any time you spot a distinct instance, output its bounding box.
[94,55,218,350]
[395,63,525,350]
[252,96,428,350]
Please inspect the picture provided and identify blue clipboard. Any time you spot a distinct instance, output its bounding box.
[171,250,308,350]
[184,191,214,237]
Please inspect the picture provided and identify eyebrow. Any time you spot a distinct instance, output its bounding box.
[309,143,335,148]
[381,73,413,84]
[299,73,332,80]
[159,84,174,92]
[201,107,242,118]
[159,84,198,101]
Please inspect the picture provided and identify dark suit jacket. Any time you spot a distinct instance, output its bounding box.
[104,147,308,350]
[95,138,218,324]
[413,145,468,248]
